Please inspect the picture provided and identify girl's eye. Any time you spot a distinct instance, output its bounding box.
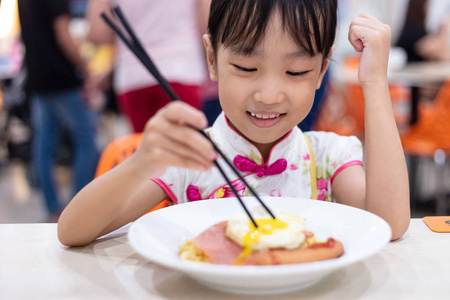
[286,71,309,77]
[233,64,257,72]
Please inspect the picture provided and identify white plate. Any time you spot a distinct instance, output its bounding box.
[128,197,391,295]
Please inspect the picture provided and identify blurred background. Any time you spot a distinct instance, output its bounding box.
[0,0,449,223]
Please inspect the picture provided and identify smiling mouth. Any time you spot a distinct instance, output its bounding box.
[248,112,283,119]
[246,111,285,128]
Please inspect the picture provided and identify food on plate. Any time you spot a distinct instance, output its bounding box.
[179,207,344,265]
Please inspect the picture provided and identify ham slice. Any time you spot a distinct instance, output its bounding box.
[192,221,344,265]
[193,221,242,264]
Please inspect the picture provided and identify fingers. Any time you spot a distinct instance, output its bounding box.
[348,14,391,47]
[158,135,214,171]
[152,117,215,166]
[139,101,216,173]
[160,100,208,130]
[348,26,364,52]
[348,14,391,52]
[153,102,214,159]
[347,14,391,85]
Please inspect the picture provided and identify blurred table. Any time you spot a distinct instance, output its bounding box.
[388,61,450,124]
[388,61,450,86]
[335,61,450,125]
[0,219,449,299]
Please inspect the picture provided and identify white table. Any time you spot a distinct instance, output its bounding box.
[334,60,450,125]
[0,219,449,299]
[388,61,450,86]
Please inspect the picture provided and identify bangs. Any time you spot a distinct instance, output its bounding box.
[208,0,337,58]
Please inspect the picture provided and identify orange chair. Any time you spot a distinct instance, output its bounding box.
[400,79,450,215]
[401,80,450,154]
[95,133,169,212]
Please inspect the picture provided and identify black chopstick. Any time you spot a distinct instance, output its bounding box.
[101,6,277,227]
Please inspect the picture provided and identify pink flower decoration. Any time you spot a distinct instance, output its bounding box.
[317,178,328,190]
[222,187,234,198]
[303,153,310,161]
[289,164,298,170]
[186,185,202,201]
[233,180,245,193]
[233,155,287,177]
[317,192,326,201]
[316,178,328,201]
[270,188,282,197]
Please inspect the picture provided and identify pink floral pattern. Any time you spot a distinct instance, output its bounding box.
[270,188,282,197]
[212,180,246,199]
[316,178,328,201]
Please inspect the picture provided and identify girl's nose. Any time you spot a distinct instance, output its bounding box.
[253,78,285,104]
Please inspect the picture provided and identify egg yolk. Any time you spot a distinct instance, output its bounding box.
[234,218,288,265]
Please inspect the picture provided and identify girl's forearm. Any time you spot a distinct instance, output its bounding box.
[362,80,410,240]
[58,154,151,246]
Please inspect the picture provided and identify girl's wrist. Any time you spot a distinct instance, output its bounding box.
[361,79,391,110]
[123,153,157,183]
[360,78,389,93]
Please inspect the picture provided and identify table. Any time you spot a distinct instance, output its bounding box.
[0,219,449,299]
[388,61,450,86]
[388,61,450,125]
[335,61,450,125]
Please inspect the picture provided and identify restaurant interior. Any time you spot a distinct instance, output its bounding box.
[1,0,450,299]
[1,0,449,223]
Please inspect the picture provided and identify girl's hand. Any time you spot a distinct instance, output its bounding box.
[348,14,392,86]
[133,101,215,178]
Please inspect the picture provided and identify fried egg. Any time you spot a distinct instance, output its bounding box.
[225,207,306,262]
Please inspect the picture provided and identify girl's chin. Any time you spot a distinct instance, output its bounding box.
[226,117,289,145]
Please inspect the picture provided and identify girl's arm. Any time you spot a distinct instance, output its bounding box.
[332,14,410,240]
[58,102,215,246]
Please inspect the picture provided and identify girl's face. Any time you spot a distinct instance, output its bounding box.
[204,12,330,150]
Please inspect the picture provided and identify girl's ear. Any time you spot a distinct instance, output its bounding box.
[316,45,334,90]
[203,34,218,81]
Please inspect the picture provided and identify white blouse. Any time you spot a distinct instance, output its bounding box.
[153,112,363,204]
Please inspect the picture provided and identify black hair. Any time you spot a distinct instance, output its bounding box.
[208,0,337,59]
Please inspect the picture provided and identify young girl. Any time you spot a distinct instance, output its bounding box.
[58,0,410,246]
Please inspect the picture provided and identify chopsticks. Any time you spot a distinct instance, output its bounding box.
[101,6,276,227]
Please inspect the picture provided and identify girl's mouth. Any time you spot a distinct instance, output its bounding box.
[247,111,285,128]
[249,112,280,119]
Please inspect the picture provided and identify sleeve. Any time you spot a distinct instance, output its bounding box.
[44,0,70,21]
[151,167,186,205]
[306,131,363,183]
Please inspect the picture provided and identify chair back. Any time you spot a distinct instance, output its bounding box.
[401,78,450,155]
[95,133,170,212]
[95,133,143,178]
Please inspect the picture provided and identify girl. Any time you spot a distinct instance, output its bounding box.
[58,0,410,246]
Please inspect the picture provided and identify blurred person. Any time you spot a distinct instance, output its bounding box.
[87,0,208,133]
[396,0,450,62]
[396,0,449,108]
[18,0,99,222]
[196,0,222,126]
